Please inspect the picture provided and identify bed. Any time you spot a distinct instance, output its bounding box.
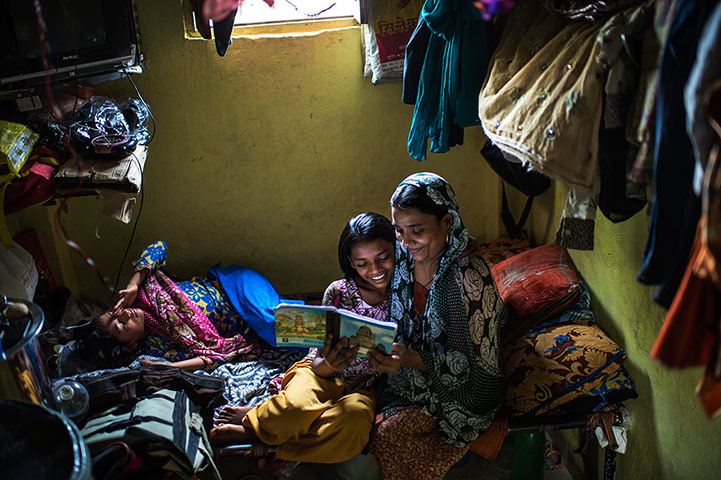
[43,235,636,480]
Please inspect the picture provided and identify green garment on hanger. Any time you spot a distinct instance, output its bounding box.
[407,0,492,161]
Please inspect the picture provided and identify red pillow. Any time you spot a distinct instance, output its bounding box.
[491,243,582,343]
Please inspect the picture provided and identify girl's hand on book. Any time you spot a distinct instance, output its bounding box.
[311,334,359,377]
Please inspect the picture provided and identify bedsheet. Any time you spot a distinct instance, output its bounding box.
[53,348,306,413]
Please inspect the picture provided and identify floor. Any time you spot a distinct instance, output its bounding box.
[213,434,575,480]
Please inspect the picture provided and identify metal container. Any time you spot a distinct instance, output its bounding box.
[0,296,55,408]
[0,398,92,480]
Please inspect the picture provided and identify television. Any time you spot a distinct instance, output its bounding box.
[0,0,144,91]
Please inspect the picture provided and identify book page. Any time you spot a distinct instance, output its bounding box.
[274,306,328,349]
[338,311,396,356]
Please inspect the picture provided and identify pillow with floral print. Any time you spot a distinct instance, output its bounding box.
[502,320,627,416]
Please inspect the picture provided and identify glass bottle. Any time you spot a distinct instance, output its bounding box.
[53,379,89,424]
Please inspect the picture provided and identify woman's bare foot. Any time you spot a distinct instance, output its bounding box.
[215,405,253,425]
[209,423,260,445]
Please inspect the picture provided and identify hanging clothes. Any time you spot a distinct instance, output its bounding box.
[636,0,718,308]
[540,0,644,22]
[479,0,651,191]
[650,2,721,418]
[684,2,721,197]
[406,0,494,161]
[479,0,652,250]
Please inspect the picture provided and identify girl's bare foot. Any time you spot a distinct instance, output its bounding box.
[215,405,253,425]
[209,424,259,444]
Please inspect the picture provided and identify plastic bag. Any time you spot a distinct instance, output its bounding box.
[363,0,423,84]
[0,120,38,182]
[66,96,151,159]
[0,240,39,300]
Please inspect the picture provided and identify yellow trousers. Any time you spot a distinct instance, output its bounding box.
[241,361,375,463]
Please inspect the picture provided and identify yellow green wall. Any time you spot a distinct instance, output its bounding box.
[20,0,500,302]
[10,1,721,478]
[525,184,721,479]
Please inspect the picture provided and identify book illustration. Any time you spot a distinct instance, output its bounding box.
[274,304,396,356]
[339,314,395,355]
[274,307,328,347]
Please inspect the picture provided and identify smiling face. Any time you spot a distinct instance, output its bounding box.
[391,206,452,266]
[97,308,146,346]
[349,238,395,298]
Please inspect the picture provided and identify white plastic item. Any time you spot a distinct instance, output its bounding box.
[0,240,39,300]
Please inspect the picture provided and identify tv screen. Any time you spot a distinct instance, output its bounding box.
[0,0,142,88]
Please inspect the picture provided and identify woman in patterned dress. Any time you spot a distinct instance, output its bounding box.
[96,240,261,371]
[210,212,398,464]
[367,172,507,479]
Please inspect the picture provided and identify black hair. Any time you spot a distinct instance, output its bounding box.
[56,329,139,377]
[390,183,448,219]
[338,212,396,279]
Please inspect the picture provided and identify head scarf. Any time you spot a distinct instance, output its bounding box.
[135,269,258,362]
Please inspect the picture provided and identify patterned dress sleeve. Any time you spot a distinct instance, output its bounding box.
[142,333,223,371]
[134,241,167,272]
[322,280,343,307]
[415,255,507,446]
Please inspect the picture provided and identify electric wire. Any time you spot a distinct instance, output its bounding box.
[30,0,151,330]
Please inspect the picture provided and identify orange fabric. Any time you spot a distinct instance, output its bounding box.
[650,228,721,370]
[468,409,508,461]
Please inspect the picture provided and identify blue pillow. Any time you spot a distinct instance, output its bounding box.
[207,264,303,347]
[535,282,594,329]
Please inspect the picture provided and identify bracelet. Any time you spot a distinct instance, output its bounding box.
[199,355,210,370]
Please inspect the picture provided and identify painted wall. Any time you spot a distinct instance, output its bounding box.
[15,2,720,478]
[525,184,721,480]
[17,0,500,303]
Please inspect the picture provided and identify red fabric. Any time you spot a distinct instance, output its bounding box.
[29,145,64,163]
[203,0,241,21]
[4,162,57,214]
[491,243,582,343]
[413,281,429,317]
[189,0,276,40]
[370,406,469,480]
[697,369,721,419]
[468,409,507,461]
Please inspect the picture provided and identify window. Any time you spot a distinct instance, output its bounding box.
[182,0,366,39]
[234,0,359,26]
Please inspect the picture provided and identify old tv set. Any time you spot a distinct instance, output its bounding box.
[0,0,144,91]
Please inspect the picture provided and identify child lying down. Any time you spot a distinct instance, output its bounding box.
[96,240,293,371]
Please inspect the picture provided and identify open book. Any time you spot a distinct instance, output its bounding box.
[274,303,396,356]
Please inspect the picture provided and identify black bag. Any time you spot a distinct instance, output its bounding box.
[77,364,225,428]
[81,389,220,480]
[481,140,552,237]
